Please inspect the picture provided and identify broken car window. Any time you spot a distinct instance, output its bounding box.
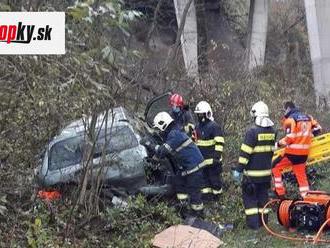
[48,126,139,170]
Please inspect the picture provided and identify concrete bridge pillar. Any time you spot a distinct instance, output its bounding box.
[247,0,269,70]
[304,0,330,106]
[173,0,199,78]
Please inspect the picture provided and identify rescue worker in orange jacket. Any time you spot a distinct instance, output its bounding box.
[272,101,322,198]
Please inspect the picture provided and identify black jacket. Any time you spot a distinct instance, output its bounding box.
[195,119,224,166]
[170,109,195,136]
[237,124,276,183]
[155,123,204,171]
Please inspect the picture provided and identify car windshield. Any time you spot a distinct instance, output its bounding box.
[48,126,139,171]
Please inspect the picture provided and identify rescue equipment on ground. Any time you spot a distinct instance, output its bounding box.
[272,132,330,173]
[37,190,61,201]
[261,191,330,244]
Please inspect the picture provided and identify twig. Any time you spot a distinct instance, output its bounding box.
[110,63,159,96]
[145,0,165,51]
[165,0,194,67]
[116,213,153,226]
[283,15,304,35]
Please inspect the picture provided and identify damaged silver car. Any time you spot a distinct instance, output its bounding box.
[36,101,174,196]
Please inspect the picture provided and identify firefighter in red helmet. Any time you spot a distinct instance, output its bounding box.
[169,93,195,137]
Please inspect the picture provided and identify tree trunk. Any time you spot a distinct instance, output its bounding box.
[194,0,209,76]
[78,113,98,207]
[172,0,199,78]
[246,0,268,70]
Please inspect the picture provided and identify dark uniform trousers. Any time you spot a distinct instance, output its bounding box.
[155,123,205,214]
[237,125,275,229]
[242,178,270,229]
[175,170,204,212]
[170,109,195,137]
[195,120,225,200]
[202,162,223,198]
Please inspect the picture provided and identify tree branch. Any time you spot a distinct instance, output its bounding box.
[145,0,165,51]
[165,0,194,67]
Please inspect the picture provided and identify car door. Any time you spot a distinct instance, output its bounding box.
[144,92,172,127]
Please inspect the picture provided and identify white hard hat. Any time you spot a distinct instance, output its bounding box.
[194,101,213,119]
[250,101,269,117]
[153,112,174,131]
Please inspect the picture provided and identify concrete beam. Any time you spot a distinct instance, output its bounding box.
[304,0,330,106]
[173,0,199,78]
[247,0,269,70]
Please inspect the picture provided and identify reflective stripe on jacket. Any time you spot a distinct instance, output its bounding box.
[238,125,276,183]
[155,123,204,171]
[279,109,320,156]
[195,119,224,164]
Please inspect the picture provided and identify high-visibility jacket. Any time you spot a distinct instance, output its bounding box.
[155,123,204,171]
[237,124,276,183]
[194,119,224,166]
[279,108,321,156]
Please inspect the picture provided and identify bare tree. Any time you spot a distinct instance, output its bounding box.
[195,0,209,75]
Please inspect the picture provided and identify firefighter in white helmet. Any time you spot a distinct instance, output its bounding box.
[144,112,205,217]
[232,101,275,229]
[194,101,225,202]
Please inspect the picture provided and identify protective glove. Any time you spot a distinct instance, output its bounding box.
[184,124,194,137]
[191,130,197,142]
[312,128,321,137]
[140,137,156,148]
[275,141,282,150]
[139,137,149,146]
[275,141,286,149]
[232,169,242,184]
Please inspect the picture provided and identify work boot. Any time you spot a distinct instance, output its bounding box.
[191,209,205,219]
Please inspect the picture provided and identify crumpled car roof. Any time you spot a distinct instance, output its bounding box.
[36,106,148,191]
[55,107,133,141]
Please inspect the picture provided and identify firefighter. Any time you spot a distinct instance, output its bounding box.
[144,111,205,217]
[194,101,225,201]
[169,93,195,137]
[232,101,276,229]
[272,101,322,198]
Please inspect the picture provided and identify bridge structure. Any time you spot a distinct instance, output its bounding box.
[173,0,330,105]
